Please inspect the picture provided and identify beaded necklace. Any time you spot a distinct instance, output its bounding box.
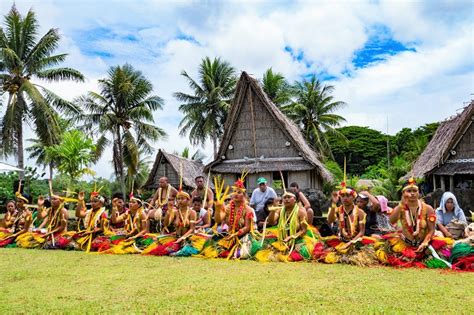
[228,201,245,233]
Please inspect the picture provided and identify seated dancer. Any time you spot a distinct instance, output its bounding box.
[435,192,467,239]
[0,200,32,247]
[320,184,382,266]
[191,175,214,213]
[0,200,19,229]
[385,178,452,269]
[209,173,255,259]
[102,194,153,254]
[289,182,314,225]
[75,190,108,252]
[144,188,207,256]
[109,192,128,231]
[34,193,71,249]
[327,184,367,243]
[147,177,178,233]
[256,190,317,262]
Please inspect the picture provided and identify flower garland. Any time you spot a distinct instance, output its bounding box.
[338,205,359,239]
[156,184,171,207]
[177,207,190,228]
[401,200,423,237]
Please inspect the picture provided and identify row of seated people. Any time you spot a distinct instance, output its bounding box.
[0,176,472,271]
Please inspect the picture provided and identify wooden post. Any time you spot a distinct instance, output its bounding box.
[449,176,454,192]
[440,175,446,191]
[433,175,437,190]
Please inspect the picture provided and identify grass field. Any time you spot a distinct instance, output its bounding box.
[1,248,473,314]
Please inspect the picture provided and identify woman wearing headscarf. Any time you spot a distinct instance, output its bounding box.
[436,192,467,239]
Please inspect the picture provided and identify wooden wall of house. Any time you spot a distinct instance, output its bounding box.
[225,92,300,160]
[288,171,310,189]
[217,170,323,195]
[152,160,179,187]
[450,121,473,160]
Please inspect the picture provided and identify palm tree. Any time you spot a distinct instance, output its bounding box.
[26,116,72,181]
[76,64,166,195]
[282,76,346,159]
[261,68,292,106]
[0,6,84,177]
[175,146,207,162]
[44,130,96,191]
[124,151,151,194]
[174,57,236,158]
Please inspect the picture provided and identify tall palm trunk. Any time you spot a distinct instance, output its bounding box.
[17,94,26,179]
[212,133,218,159]
[113,127,126,196]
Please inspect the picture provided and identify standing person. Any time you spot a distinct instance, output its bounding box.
[355,191,380,236]
[250,177,277,228]
[191,175,214,212]
[289,182,314,225]
[148,177,178,222]
[435,192,467,239]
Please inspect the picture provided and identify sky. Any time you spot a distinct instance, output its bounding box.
[1,0,473,179]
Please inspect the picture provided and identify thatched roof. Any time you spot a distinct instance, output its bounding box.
[205,71,332,182]
[406,101,474,179]
[143,149,210,189]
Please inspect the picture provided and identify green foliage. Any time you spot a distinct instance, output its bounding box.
[392,122,439,161]
[45,130,96,186]
[0,173,15,204]
[174,57,236,157]
[2,249,471,313]
[77,63,166,195]
[282,75,346,159]
[0,5,84,171]
[328,126,389,176]
[261,68,292,106]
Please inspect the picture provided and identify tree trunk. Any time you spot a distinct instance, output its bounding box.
[49,163,54,182]
[212,134,218,160]
[114,128,126,197]
[17,95,26,180]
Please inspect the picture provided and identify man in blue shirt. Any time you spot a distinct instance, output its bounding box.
[250,177,277,227]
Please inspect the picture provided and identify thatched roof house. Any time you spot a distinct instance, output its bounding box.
[205,71,332,192]
[406,101,473,192]
[143,149,209,191]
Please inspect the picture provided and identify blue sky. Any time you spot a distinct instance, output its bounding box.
[1,0,473,179]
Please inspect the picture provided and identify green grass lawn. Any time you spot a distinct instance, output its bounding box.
[0,248,473,314]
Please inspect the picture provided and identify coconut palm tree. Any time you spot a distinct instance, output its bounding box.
[282,75,346,160]
[174,57,236,158]
[261,68,292,106]
[76,64,166,195]
[0,6,84,177]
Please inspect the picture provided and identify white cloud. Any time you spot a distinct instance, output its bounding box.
[1,0,472,180]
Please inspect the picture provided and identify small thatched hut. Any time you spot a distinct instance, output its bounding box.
[143,149,209,192]
[204,71,332,192]
[406,101,473,193]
